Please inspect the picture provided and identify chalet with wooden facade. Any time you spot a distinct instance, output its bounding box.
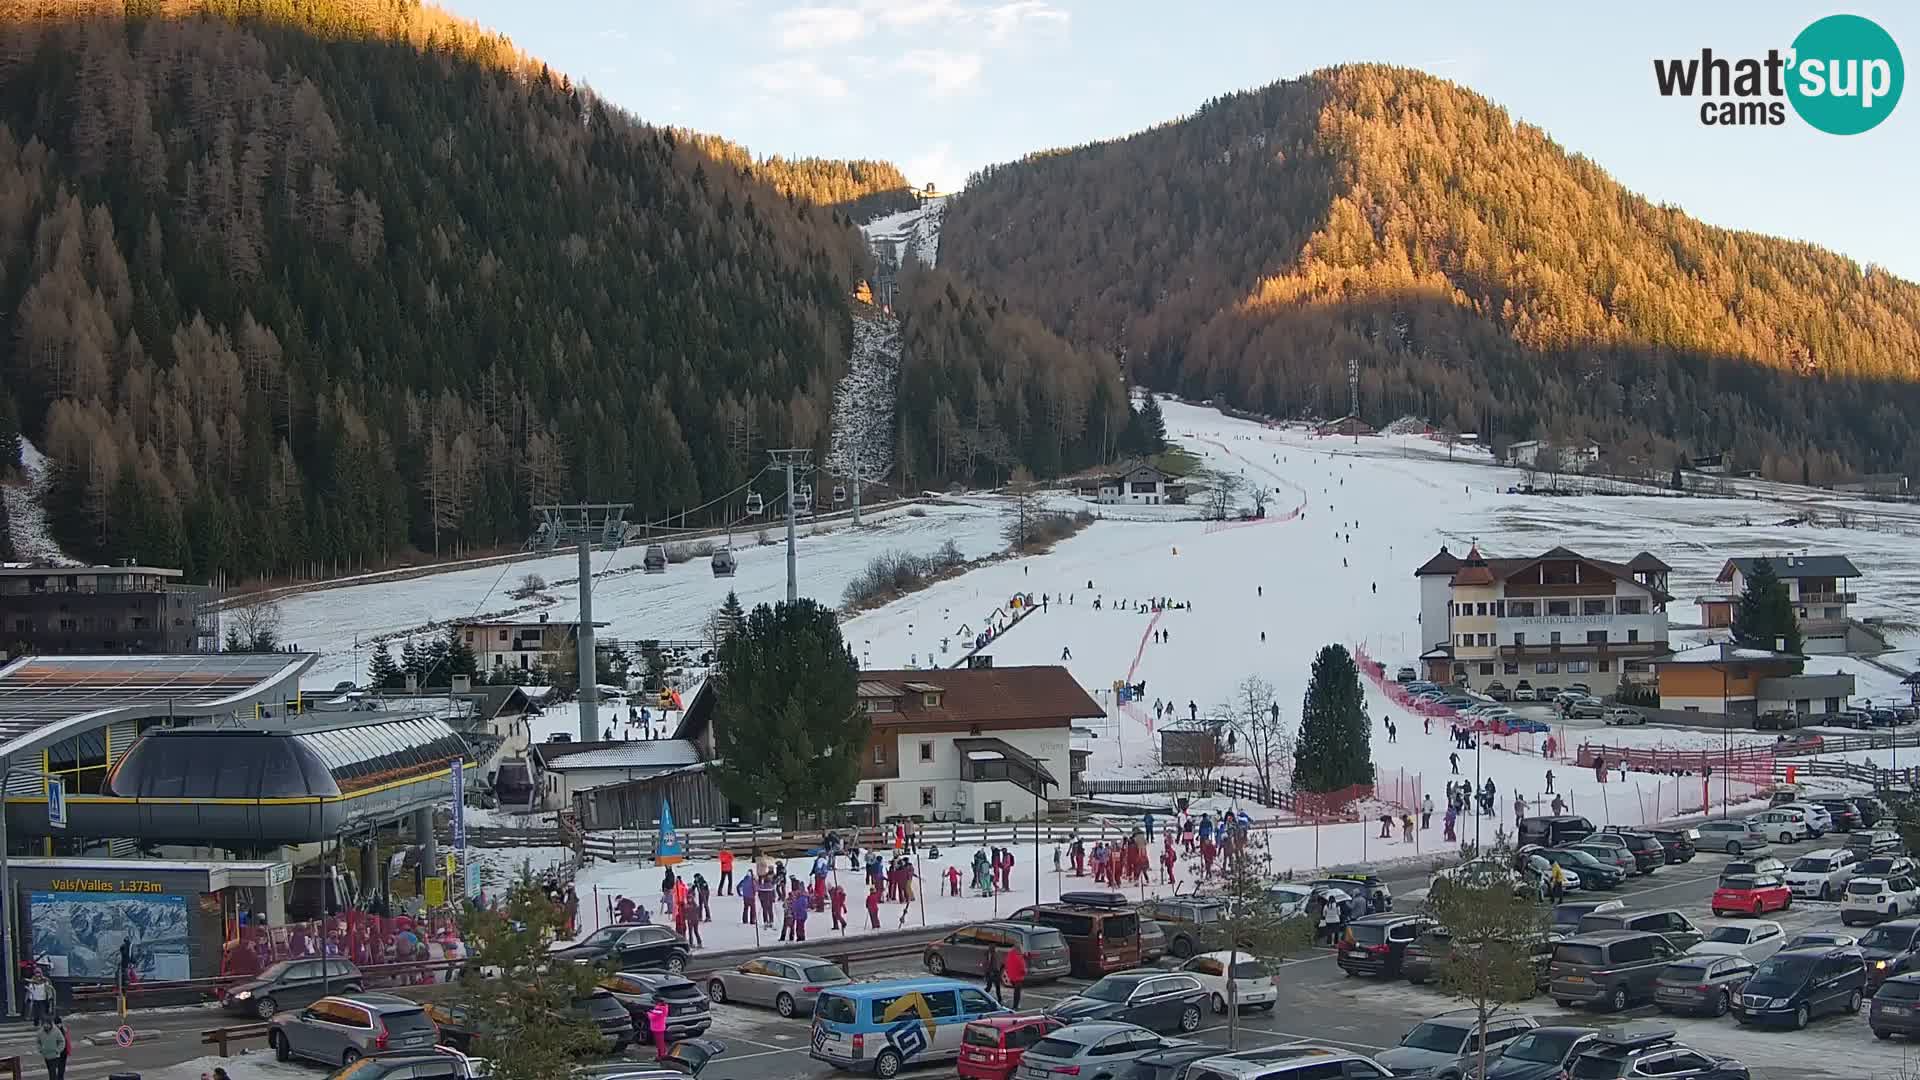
[1650,642,1855,720]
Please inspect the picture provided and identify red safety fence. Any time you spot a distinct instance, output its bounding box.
[1573,741,1775,775]
[222,909,469,978]
[1289,768,1424,824]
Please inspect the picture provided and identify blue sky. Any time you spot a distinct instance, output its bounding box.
[441,1,1918,280]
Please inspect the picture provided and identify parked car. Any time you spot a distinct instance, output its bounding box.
[1854,795,1891,828]
[1512,687,1537,702]
[1537,847,1623,890]
[1608,831,1668,873]
[1563,1024,1750,1079]
[1746,809,1814,845]
[1013,1022,1185,1080]
[1486,681,1511,701]
[1576,909,1703,952]
[1689,922,1786,963]
[1654,956,1756,1017]
[224,958,364,1019]
[1785,931,1859,951]
[1135,917,1168,962]
[1811,797,1864,832]
[1565,842,1637,879]
[1566,697,1606,720]
[1784,848,1858,900]
[705,954,851,1017]
[1108,1046,1219,1080]
[1137,899,1227,960]
[1395,666,1418,683]
[1308,870,1395,912]
[1775,731,1824,751]
[1471,1026,1599,1080]
[1733,946,1867,1029]
[1337,914,1436,978]
[1550,900,1623,935]
[1602,708,1645,726]
[600,972,711,1037]
[1174,1049,1400,1080]
[1721,856,1788,882]
[1871,971,1920,1040]
[1710,875,1793,918]
[1518,814,1595,849]
[1572,833,1644,875]
[1776,801,1834,835]
[1506,717,1553,734]
[269,993,439,1068]
[1696,820,1770,855]
[1843,875,1920,925]
[427,992,635,1055]
[550,923,690,973]
[1858,919,1920,986]
[957,1014,1064,1080]
[1857,855,1917,880]
[1848,830,1907,859]
[1176,952,1277,1013]
[1643,827,1698,863]
[1046,970,1209,1034]
[329,1048,489,1080]
[1376,1009,1537,1079]
[1550,932,1683,1011]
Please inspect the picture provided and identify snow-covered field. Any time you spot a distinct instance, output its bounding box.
[282,501,1011,688]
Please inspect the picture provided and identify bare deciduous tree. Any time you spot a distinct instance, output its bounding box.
[1222,675,1293,801]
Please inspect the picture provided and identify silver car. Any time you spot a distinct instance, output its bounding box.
[704,954,850,1017]
[270,993,438,1068]
[1018,1021,1187,1080]
[925,922,1073,983]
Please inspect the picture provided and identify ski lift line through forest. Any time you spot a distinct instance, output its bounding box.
[628,463,784,533]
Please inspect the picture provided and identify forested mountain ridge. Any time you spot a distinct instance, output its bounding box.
[0,0,1118,590]
[941,64,1920,482]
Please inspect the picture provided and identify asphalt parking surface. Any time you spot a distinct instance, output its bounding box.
[14,830,1906,1080]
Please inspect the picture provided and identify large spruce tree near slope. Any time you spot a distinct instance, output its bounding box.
[1731,557,1803,661]
[709,599,866,827]
[1295,644,1373,792]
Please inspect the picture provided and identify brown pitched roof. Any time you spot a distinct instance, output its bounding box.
[1627,552,1671,572]
[1450,546,1674,602]
[858,665,1104,727]
[1414,546,1462,576]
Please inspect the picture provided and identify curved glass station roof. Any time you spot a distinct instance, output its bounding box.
[108,716,467,800]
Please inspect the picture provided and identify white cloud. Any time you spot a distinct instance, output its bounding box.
[748,58,850,99]
[865,0,966,28]
[904,142,959,190]
[773,6,869,50]
[896,49,983,96]
[983,0,1069,42]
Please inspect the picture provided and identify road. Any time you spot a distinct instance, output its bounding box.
[11,831,1905,1080]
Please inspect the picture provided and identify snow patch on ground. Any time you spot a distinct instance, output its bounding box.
[2,437,79,565]
[828,308,901,484]
[861,196,945,269]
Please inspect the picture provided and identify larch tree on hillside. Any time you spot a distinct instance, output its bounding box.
[1295,644,1373,792]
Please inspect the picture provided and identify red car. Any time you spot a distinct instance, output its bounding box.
[957,1015,1063,1080]
[1712,873,1793,916]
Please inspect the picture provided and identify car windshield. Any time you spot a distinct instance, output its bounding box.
[1346,924,1388,944]
[1561,851,1600,868]
[256,961,293,982]
[1849,880,1887,896]
[1790,858,1832,873]
[1864,860,1906,876]
[1084,976,1147,1002]
[801,964,846,983]
[577,927,625,948]
[1706,927,1750,944]
[1398,1022,1467,1053]
[1861,926,1916,950]
[1753,954,1819,982]
[1504,1031,1583,1064]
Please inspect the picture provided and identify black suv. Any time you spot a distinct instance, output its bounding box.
[1644,828,1696,863]
[1732,946,1867,1029]
[1565,1023,1749,1079]
[549,923,690,973]
[1598,829,1666,872]
[1518,815,1595,849]
[1336,913,1435,977]
[1812,798,1864,832]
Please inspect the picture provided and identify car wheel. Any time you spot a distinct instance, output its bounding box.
[1210,992,1227,1015]
[1727,841,1741,855]
[270,1031,290,1062]
[1793,1004,1810,1030]
[255,996,278,1021]
[706,978,727,1004]
[342,1049,362,1067]
[1610,986,1629,1012]
[1714,990,1730,1017]
[1847,989,1863,1014]
[1780,833,1794,845]
[1876,1029,1893,1040]
[777,993,797,1018]
[1555,999,1574,1008]
[875,1050,903,1078]
[1820,884,1831,901]
[1711,909,1725,918]
[667,953,686,974]
[1179,1005,1202,1033]
[1655,1004,1670,1014]
[1257,1002,1275,1011]
[1171,938,1194,960]
[926,953,946,975]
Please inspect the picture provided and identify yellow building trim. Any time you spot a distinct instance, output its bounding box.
[5,766,452,808]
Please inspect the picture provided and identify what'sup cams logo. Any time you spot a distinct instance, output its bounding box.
[1654,14,1903,133]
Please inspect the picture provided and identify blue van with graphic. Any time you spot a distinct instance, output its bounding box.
[810,977,1010,1076]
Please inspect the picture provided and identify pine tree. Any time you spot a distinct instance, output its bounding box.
[708,598,866,828]
[400,638,425,686]
[1731,557,1803,657]
[1295,644,1374,792]
[368,644,401,689]
[1136,394,1167,452]
[709,590,746,645]
[443,626,479,679]
[223,626,247,653]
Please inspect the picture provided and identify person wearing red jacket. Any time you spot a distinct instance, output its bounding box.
[1002,945,1028,1008]
[829,885,848,930]
[865,883,882,928]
